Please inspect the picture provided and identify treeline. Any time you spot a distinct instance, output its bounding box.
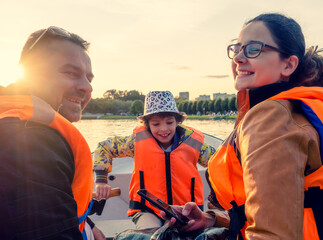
[176,96,237,115]
[84,89,237,115]
[84,89,145,115]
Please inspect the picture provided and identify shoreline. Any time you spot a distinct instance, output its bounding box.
[82,114,237,121]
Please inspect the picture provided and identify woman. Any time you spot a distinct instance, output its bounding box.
[162,13,323,239]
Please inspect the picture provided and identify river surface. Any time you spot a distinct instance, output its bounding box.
[74,119,235,151]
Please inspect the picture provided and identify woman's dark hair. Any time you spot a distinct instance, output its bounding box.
[140,112,186,130]
[246,13,323,87]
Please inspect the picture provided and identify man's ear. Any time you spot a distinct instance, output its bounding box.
[281,55,299,77]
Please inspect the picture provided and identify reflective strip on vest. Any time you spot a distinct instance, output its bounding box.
[184,136,203,152]
[135,129,153,142]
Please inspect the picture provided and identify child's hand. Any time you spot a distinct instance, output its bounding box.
[95,183,112,200]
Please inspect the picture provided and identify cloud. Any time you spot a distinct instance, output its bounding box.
[172,65,191,70]
[205,75,229,78]
[166,62,191,70]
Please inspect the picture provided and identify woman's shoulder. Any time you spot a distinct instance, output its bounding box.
[239,98,321,176]
[241,98,318,139]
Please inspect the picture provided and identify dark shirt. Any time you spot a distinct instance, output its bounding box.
[0,118,83,240]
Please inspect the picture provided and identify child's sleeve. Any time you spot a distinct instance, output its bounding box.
[198,143,216,167]
[93,134,135,183]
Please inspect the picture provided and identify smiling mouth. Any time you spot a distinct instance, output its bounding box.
[237,70,253,76]
[65,97,83,108]
[159,133,170,138]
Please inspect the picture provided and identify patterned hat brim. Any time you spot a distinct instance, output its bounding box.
[137,110,186,120]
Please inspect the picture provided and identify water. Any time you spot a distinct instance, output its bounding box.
[74,119,235,151]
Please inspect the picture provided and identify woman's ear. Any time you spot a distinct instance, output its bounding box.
[281,55,299,77]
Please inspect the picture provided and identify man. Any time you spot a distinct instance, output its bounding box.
[0,27,103,239]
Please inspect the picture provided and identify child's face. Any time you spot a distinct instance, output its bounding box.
[148,115,178,149]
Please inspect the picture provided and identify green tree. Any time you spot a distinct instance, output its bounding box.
[103,89,143,100]
[221,98,229,113]
[95,99,130,114]
[130,100,144,115]
[123,90,145,101]
[103,89,119,99]
[229,96,237,111]
[214,98,222,113]
[177,101,184,112]
[182,101,189,114]
[95,98,109,114]
[202,100,209,114]
[83,98,102,113]
[116,100,132,114]
[188,101,193,115]
[197,100,204,114]
[175,98,183,107]
[208,99,215,113]
[192,101,198,115]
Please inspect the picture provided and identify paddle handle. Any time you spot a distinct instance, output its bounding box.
[92,187,121,199]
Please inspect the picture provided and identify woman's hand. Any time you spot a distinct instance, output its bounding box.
[94,182,111,200]
[160,202,216,232]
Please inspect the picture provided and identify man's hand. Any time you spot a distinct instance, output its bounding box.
[94,183,111,200]
[160,202,216,232]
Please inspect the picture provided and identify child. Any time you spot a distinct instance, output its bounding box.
[93,91,215,230]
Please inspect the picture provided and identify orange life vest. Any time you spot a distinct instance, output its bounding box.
[128,125,205,217]
[0,95,94,235]
[208,87,323,240]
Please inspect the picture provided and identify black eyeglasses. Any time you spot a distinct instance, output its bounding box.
[227,41,286,59]
[26,26,72,54]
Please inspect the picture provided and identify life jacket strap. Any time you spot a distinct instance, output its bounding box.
[139,171,146,207]
[129,199,160,217]
[304,186,323,239]
[227,201,246,240]
[78,200,94,224]
[191,177,195,202]
[78,200,94,240]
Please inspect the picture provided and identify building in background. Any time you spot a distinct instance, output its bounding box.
[179,92,189,100]
[213,93,235,100]
[196,95,210,101]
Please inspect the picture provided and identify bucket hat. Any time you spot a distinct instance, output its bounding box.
[138,91,185,120]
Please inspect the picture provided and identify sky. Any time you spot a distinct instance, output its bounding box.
[1,0,323,100]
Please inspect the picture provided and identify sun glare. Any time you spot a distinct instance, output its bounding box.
[3,64,24,87]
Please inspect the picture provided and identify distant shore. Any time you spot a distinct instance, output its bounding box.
[82,114,237,121]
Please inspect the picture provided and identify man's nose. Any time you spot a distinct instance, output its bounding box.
[78,77,93,94]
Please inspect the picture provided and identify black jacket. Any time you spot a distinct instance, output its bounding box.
[0,84,83,240]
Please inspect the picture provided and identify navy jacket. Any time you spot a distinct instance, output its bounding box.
[0,117,83,240]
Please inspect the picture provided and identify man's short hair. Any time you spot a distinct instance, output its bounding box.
[19,26,90,64]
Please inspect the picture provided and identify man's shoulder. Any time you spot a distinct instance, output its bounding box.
[0,117,66,139]
[0,117,81,240]
[0,117,74,162]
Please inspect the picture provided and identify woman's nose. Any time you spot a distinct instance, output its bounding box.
[233,49,247,64]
